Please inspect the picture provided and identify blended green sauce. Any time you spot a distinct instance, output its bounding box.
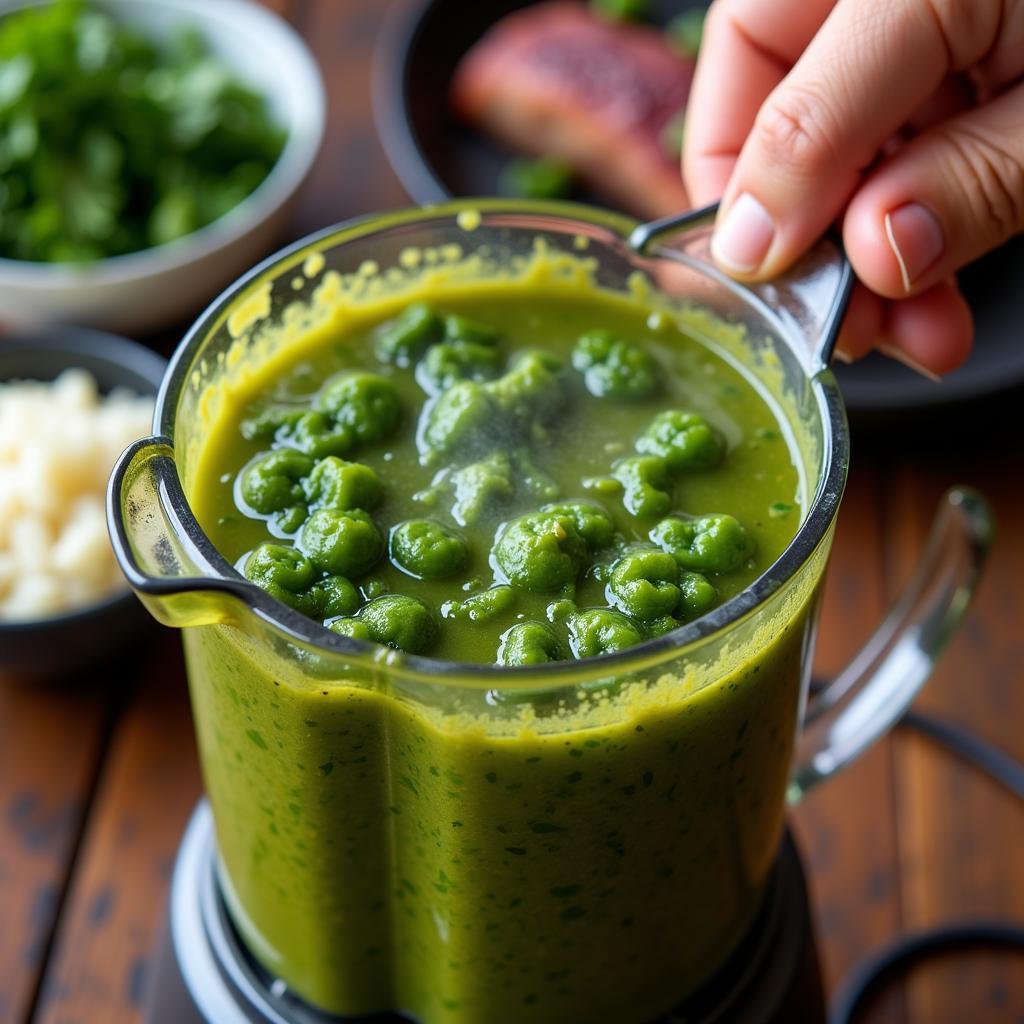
[183,273,820,1023]
[194,291,800,664]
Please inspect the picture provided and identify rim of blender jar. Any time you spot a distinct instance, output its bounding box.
[139,199,849,687]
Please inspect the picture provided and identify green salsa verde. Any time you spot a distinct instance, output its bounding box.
[194,290,802,664]
[182,266,821,1023]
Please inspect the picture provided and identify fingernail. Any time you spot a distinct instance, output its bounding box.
[832,348,854,364]
[877,343,943,383]
[883,203,944,293]
[711,193,776,273]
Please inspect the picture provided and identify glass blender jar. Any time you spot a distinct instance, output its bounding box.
[109,201,991,1024]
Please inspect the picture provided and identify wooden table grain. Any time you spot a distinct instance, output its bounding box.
[2,3,1022,1023]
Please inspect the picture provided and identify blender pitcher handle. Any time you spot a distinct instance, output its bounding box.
[788,487,993,801]
[629,202,856,375]
[107,436,259,628]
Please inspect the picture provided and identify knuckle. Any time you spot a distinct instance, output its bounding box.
[703,0,729,28]
[702,1,731,46]
[923,0,1000,69]
[940,124,1024,242]
[704,0,758,51]
[752,86,843,180]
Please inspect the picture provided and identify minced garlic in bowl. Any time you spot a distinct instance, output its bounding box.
[0,369,153,620]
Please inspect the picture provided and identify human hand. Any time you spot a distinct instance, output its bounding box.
[683,0,1024,376]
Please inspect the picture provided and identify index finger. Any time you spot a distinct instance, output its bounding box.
[683,0,834,205]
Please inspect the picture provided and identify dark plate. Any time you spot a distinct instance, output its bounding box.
[0,328,167,678]
[373,0,1024,416]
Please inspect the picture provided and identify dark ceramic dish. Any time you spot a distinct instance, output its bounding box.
[373,0,1024,418]
[0,329,167,678]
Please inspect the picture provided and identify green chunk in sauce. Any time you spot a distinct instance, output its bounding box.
[193,290,801,665]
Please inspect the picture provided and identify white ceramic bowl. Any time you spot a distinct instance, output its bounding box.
[0,0,326,334]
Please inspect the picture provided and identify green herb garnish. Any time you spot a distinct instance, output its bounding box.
[0,0,286,262]
[666,7,706,59]
[660,109,687,159]
[588,0,651,23]
[498,157,575,201]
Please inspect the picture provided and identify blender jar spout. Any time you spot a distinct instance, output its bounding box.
[107,436,258,629]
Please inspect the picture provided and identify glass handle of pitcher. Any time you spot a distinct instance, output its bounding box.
[107,435,257,628]
[629,201,855,376]
[788,487,993,801]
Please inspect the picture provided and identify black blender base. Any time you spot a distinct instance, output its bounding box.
[144,803,824,1024]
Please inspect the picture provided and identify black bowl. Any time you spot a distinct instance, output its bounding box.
[0,328,167,679]
[373,0,1024,420]
[373,0,694,206]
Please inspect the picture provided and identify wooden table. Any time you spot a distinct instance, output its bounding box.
[2,3,1022,1022]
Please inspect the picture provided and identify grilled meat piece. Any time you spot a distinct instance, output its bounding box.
[452,2,693,219]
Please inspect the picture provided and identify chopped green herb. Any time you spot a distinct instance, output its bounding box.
[589,0,651,23]
[666,7,706,59]
[660,109,687,159]
[0,0,285,262]
[498,157,575,201]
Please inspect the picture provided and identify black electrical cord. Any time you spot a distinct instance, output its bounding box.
[807,679,1024,801]
[828,922,1024,1024]
[901,709,1024,801]
[820,690,1024,1024]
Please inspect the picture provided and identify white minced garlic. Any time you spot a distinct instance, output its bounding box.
[0,368,153,621]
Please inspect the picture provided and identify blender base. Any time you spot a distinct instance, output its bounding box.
[144,802,824,1024]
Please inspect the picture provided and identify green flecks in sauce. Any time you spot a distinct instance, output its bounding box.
[183,275,818,1024]
[194,292,801,665]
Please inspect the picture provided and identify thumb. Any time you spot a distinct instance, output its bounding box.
[706,0,958,280]
[843,82,1024,299]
